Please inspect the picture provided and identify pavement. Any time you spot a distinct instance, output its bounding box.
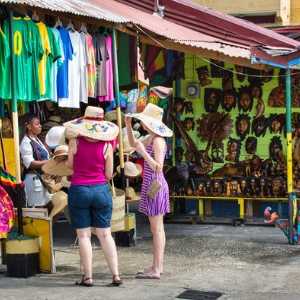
[1,215,300,300]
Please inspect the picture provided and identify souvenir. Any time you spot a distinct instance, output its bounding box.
[225,138,241,162]
[271,177,284,197]
[235,65,246,82]
[245,136,257,155]
[250,81,263,100]
[184,118,195,131]
[259,177,268,197]
[261,68,274,83]
[222,69,234,91]
[239,178,249,196]
[204,88,221,113]
[212,179,223,196]
[269,114,285,134]
[184,101,194,114]
[255,98,265,119]
[211,142,224,163]
[236,114,251,140]
[269,136,283,161]
[248,155,262,177]
[205,179,212,195]
[196,181,206,196]
[238,86,253,112]
[222,89,237,112]
[210,59,224,78]
[248,177,259,197]
[252,116,268,137]
[247,68,261,85]
[186,82,200,99]
[268,81,285,107]
[196,66,212,87]
[226,179,241,196]
[174,97,185,114]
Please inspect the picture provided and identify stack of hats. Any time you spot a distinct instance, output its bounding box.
[43,115,63,132]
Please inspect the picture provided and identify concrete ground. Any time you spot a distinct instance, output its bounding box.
[1,215,300,300]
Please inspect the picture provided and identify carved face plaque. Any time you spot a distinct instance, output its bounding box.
[245,136,257,155]
[252,116,268,137]
[204,88,221,112]
[226,138,241,162]
[222,90,237,112]
[211,142,224,163]
[196,66,212,87]
[235,65,246,82]
[236,114,251,140]
[238,86,253,112]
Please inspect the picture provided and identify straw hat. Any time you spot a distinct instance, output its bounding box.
[42,145,73,176]
[121,127,140,154]
[128,103,173,137]
[105,110,125,127]
[45,126,66,149]
[150,86,173,98]
[63,106,119,141]
[125,187,140,202]
[49,191,68,219]
[117,161,142,178]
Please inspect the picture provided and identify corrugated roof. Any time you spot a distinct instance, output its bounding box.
[0,0,128,23]
[116,0,300,50]
[90,0,251,60]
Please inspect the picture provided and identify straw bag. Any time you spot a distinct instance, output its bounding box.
[110,180,125,233]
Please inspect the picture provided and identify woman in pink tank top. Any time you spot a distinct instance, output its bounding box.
[65,106,122,287]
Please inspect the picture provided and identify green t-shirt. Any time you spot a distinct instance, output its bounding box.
[0,27,11,99]
[43,26,62,100]
[3,17,30,101]
[24,18,43,101]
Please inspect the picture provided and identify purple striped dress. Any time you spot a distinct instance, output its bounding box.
[139,143,170,216]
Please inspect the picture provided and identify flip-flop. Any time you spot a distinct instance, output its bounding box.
[75,276,93,287]
[136,272,160,280]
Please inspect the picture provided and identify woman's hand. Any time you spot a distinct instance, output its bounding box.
[125,116,132,128]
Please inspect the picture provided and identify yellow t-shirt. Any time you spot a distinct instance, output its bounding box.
[37,22,51,96]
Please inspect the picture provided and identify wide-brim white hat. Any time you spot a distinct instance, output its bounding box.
[64,106,119,141]
[125,187,141,202]
[117,161,142,178]
[127,103,173,137]
[45,126,66,149]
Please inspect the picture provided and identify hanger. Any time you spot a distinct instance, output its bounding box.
[80,22,88,34]
[67,19,75,32]
[54,17,62,28]
[32,10,39,21]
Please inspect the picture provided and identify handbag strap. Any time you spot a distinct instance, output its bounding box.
[111,178,116,198]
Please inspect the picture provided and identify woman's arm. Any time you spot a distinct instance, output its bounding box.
[135,137,165,172]
[104,143,113,180]
[66,138,77,169]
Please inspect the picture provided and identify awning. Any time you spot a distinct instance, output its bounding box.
[0,0,129,23]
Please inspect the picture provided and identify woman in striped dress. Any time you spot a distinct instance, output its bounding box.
[125,103,173,279]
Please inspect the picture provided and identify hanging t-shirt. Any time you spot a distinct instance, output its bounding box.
[3,17,30,100]
[51,28,64,102]
[86,33,96,98]
[79,32,88,103]
[98,35,114,102]
[43,27,62,101]
[94,33,108,97]
[0,27,11,100]
[37,22,51,97]
[59,31,84,108]
[24,18,43,101]
[57,27,73,99]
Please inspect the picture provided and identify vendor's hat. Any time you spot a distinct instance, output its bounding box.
[125,187,140,202]
[45,126,66,149]
[49,191,68,219]
[42,145,73,176]
[128,103,173,137]
[64,106,119,141]
[117,161,142,178]
[121,127,140,154]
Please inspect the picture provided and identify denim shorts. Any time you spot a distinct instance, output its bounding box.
[68,184,112,229]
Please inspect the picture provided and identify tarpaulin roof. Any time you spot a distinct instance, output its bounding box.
[0,0,128,23]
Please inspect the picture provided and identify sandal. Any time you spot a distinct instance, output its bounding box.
[75,275,93,287]
[108,275,123,287]
[137,267,163,275]
[136,272,160,280]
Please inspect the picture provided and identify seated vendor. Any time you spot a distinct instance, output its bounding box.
[20,114,50,208]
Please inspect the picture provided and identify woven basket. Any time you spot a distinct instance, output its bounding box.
[111,180,125,233]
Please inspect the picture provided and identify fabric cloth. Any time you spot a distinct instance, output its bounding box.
[79,32,88,103]
[86,33,96,97]
[98,35,114,102]
[37,21,51,97]
[0,27,11,99]
[59,31,85,108]
[44,27,62,100]
[117,32,131,87]
[139,143,170,216]
[57,27,73,99]
[71,137,107,186]
[51,28,64,102]
[3,17,29,100]
[0,185,15,239]
[68,183,112,229]
[23,18,43,101]
[20,135,50,207]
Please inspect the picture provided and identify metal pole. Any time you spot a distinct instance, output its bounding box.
[9,10,23,235]
[112,28,125,190]
[285,68,295,244]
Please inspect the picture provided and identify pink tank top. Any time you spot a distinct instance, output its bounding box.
[71,137,107,185]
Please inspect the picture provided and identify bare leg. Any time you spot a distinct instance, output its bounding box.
[76,228,93,283]
[95,228,120,281]
[149,214,165,277]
